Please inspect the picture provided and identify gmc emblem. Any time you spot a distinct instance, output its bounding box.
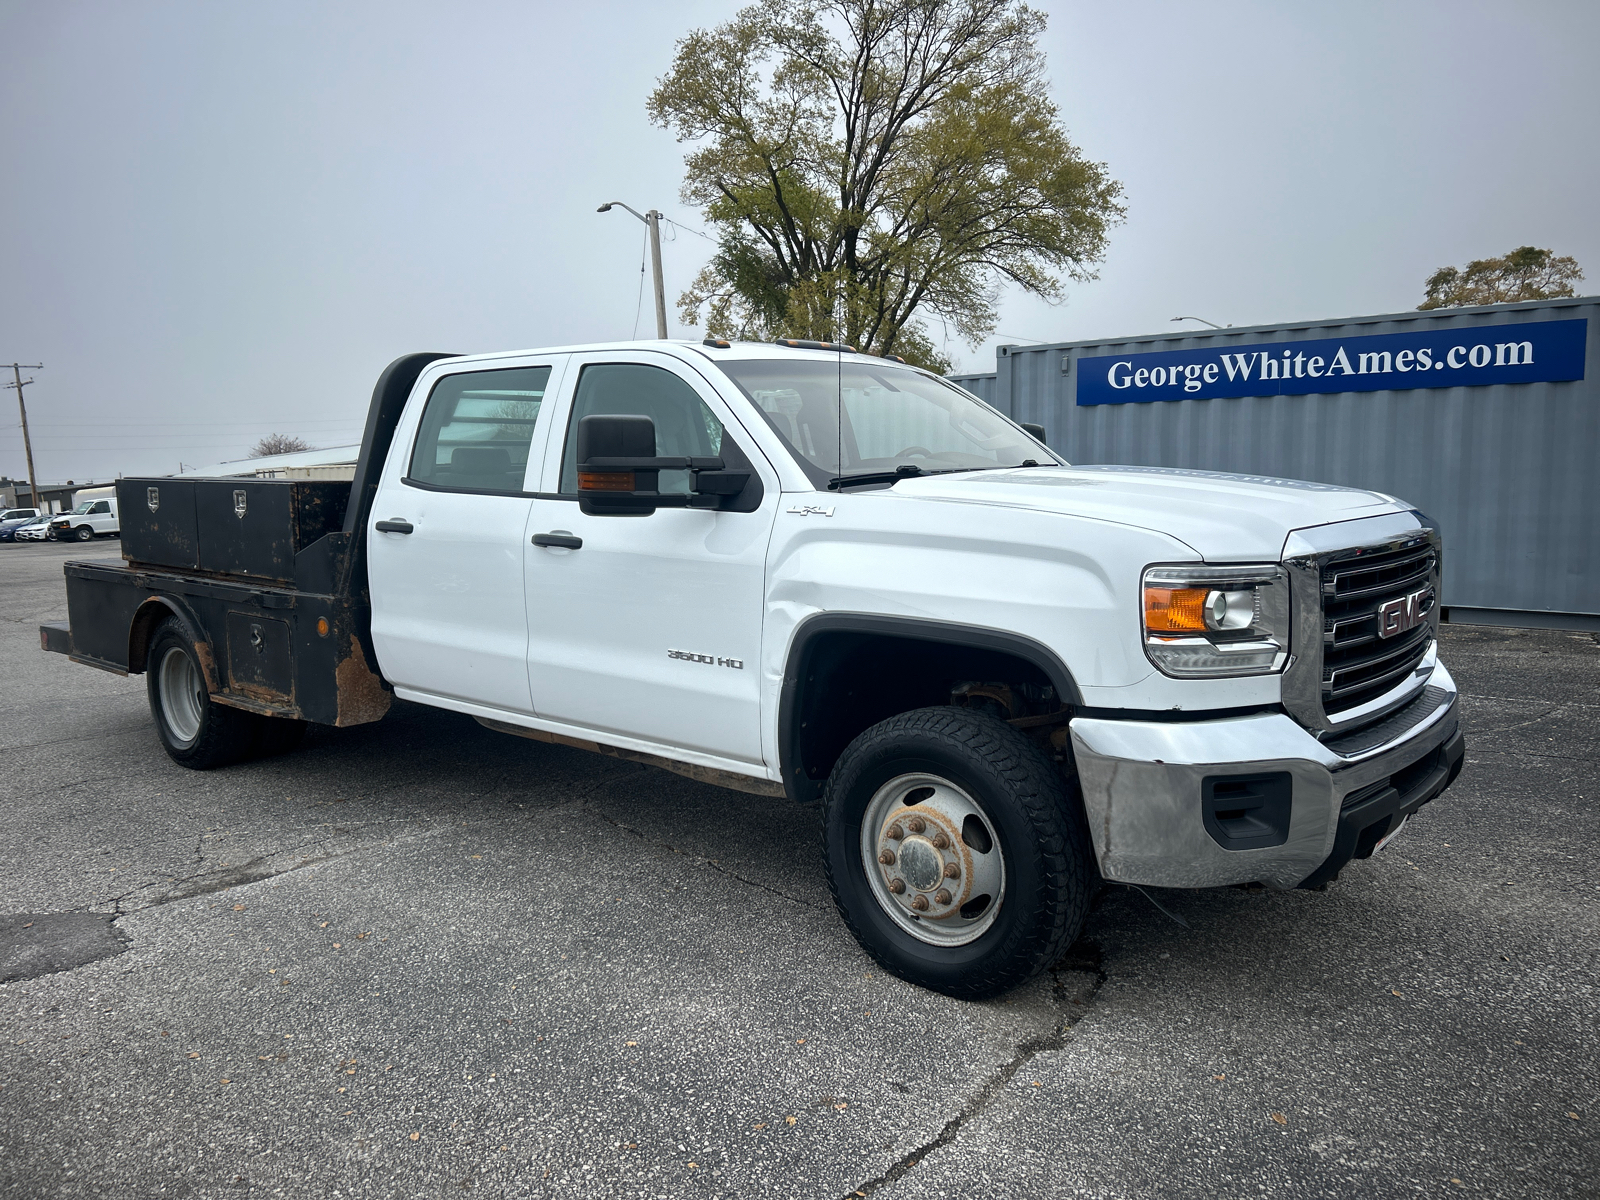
[1378,588,1434,639]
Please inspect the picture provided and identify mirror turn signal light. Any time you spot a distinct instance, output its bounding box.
[1144,586,1211,633]
[577,471,637,492]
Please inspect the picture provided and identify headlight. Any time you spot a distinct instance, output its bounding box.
[1142,564,1290,678]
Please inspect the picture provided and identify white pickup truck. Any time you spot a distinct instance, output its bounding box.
[42,340,1464,998]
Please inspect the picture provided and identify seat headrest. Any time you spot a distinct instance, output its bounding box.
[450,446,512,473]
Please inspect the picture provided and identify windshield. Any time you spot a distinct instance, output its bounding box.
[715,358,1058,488]
[71,501,95,514]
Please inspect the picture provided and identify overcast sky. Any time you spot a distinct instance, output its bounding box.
[2,0,1596,484]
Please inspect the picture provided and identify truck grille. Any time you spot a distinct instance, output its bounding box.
[1320,541,1436,716]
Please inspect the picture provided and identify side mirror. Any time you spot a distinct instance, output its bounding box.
[576,414,661,515]
[1021,421,1048,446]
[576,414,750,517]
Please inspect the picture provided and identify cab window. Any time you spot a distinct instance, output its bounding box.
[558,364,723,495]
[408,366,552,493]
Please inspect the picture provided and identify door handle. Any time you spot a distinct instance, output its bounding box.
[375,519,414,534]
[532,532,582,550]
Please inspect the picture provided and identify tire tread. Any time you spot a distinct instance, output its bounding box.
[821,706,1092,999]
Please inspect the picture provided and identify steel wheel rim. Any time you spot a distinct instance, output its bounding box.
[158,646,204,746]
[859,772,1006,947]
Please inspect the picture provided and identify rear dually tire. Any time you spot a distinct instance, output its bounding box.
[146,619,260,769]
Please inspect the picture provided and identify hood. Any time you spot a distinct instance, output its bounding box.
[889,465,1407,561]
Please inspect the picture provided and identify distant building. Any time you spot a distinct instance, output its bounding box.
[173,444,361,481]
[0,476,106,513]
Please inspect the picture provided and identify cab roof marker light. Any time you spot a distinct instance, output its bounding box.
[702,337,732,349]
[773,338,859,353]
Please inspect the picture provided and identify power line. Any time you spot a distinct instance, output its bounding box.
[631,223,648,339]
[662,217,715,242]
[20,418,364,428]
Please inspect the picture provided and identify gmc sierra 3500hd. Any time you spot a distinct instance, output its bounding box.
[41,340,1464,999]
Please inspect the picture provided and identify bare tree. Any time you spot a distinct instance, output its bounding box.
[249,433,314,458]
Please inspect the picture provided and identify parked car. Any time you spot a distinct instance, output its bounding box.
[49,496,120,543]
[0,508,41,541]
[15,514,59,541]
[42,342,1463,1000]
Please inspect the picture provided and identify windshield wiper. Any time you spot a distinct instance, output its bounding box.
[828,464,925,490]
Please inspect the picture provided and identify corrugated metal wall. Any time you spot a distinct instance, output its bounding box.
[948,297,1597,619]
[948,371,997,406]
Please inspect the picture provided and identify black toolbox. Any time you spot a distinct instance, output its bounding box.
[118,477,350,585]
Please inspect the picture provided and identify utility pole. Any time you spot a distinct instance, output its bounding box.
[4,363,43,514]
[646,209,668,341]
[597,202,669,338]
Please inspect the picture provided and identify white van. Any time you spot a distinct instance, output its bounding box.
[50,487,120,542]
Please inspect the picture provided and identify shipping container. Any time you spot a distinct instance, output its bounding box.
[949,296,1597,627]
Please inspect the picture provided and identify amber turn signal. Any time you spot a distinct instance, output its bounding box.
[577,471,636,492]
[1144,586,1211,633]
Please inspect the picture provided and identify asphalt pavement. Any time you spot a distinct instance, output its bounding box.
[2,537,1595,1199]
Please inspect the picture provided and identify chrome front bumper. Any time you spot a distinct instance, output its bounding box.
[1070,657,1462,890]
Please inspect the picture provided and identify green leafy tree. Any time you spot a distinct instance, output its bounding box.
[648,0,1124,371]
[1418,246,1584,311]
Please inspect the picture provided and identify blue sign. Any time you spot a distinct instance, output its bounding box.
[1075,318,1587,406]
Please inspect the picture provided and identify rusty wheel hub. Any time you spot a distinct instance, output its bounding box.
[860,773,1005,947]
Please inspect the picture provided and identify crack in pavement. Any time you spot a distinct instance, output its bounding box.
[837,939,1108,1199]
[94,809,551,917]
[591,806,827,911]
[581,785,827,912]
[99,847,345,916]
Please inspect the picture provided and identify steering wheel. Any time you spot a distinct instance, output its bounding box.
[896,446,935,459]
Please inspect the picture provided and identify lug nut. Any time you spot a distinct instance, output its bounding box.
[886,824,904,841]
[878,850,896,866]
[931,831,950,850]
[907,816,926,834]
[934,889,952,905]
[943,862,960,879]
[888,878,905,894]
[910,894,929,911]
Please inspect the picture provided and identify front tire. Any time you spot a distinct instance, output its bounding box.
[75,525,94,542]
[821,707,1092,1000]
[146,620,259,769]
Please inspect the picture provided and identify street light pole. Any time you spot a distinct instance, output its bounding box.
[1170,316,1228,330]
[598,202,669,339]
[646,210,668,342]
[4,363,43,513]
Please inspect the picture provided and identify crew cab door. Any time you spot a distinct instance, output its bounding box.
[523,352,778,766]
[368,357,565,714]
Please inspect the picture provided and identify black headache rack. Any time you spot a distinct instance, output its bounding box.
[39,352,455,728]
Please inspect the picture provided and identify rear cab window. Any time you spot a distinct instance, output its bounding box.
[407,366,553,493]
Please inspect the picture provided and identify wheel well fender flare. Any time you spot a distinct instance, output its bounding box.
[129,596,220,692]
[777,613,1083,803]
